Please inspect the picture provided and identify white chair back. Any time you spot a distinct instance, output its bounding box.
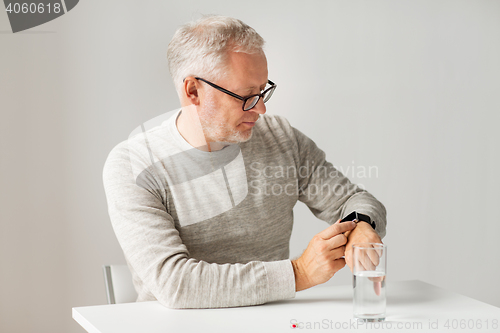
[102,265,138,304]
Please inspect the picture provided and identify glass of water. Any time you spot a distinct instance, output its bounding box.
[352,243,387,322]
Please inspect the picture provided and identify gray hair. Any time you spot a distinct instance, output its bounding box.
[167,15,265,97]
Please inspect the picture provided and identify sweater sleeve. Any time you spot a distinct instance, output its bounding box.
[102,141,296,309]
[273,116,387,238]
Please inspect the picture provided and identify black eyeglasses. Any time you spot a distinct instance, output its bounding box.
[194,77,277,111]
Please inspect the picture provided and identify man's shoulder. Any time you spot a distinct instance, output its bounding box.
[254,114,296,141]
[103,121,178,179]
[247,114,300,152]
[105,112,180,160]
[257,113,293,130]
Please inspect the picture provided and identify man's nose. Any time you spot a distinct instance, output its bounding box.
[251,97,266,115]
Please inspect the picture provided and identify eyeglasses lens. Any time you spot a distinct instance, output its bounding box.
[244,96,260,111]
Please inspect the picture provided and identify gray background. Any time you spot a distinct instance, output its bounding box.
[1,0,499,332]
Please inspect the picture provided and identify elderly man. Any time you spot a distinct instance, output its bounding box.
[103,15,386,309]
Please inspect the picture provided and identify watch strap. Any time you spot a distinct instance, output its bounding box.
[340,211,376,230]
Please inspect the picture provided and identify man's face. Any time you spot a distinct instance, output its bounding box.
[198,51,269,144]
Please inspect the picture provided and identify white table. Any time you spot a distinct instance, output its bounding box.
[73,280,500,333]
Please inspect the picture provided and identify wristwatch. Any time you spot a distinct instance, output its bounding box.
[340,211,376,230]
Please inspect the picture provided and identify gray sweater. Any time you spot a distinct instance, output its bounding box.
[102,109,386,309]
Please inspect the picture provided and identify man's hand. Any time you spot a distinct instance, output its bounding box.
[344,221,382,272]
[291,220,357,291]
[344,222,384,295]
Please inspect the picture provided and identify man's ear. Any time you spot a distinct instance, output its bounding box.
[183,77,201,106]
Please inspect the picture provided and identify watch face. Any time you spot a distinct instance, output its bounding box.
[340,211,358,222]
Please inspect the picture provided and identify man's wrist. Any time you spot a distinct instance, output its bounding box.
[344,221,374,239]
[291,259,310,292]
[354,221,372,228]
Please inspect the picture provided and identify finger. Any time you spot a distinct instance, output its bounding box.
[357,256,368,272]
[327,245,346,261]
[368,276,385,283]
[368,275,385,296]
[319,221,356,240]
[373,281,381,296]
[367,246,380,268]
[359,249,376,271]
[328,233,348,250]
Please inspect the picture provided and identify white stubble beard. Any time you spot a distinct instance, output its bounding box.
[199,94,256,144]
